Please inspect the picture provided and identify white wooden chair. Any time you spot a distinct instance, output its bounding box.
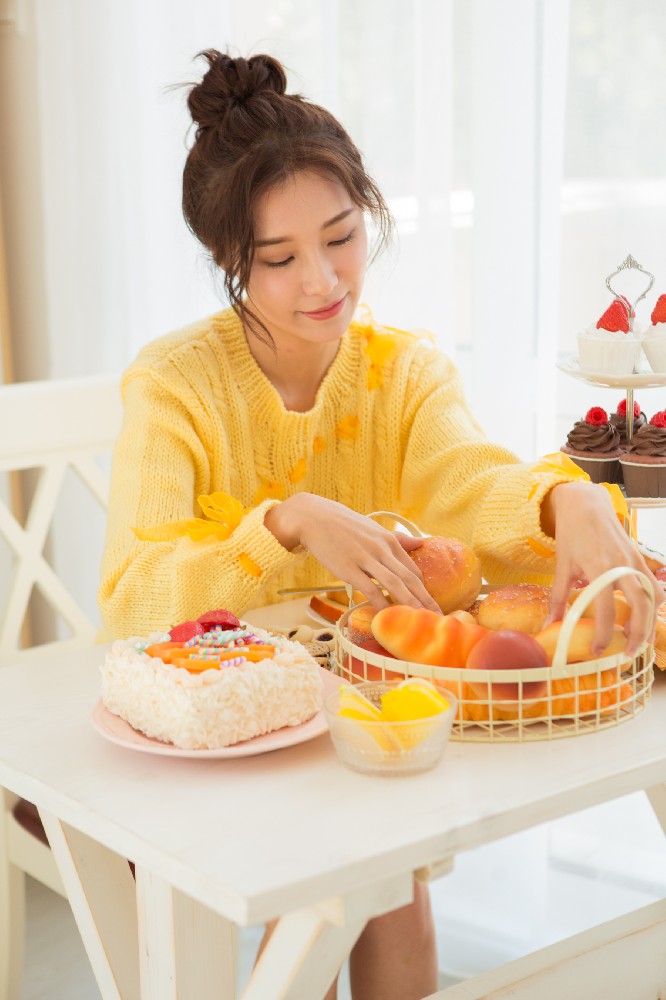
[0,374,122,1000]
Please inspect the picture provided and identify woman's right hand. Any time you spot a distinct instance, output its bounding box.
[264,493,441,613]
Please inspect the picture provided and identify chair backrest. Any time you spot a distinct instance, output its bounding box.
[0,374,123,665]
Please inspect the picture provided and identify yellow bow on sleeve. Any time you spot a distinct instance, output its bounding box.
[134,492,250,543]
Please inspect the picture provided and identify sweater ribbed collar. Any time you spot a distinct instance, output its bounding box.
[210,307,360,418]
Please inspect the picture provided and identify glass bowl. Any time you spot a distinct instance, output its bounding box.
[323,680,457,776]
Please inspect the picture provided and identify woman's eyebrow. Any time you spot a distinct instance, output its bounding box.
[254,207,355,248]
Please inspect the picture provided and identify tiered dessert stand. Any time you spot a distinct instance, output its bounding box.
[556,253,666,535]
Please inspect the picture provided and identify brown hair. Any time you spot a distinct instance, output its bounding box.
[182,50,393,344]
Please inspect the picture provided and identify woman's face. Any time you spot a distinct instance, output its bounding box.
[246,171,368,348]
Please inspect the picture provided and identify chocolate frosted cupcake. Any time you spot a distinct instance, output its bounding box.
[561,406,622,484]
[620,410,666,498]
[610,398,647,447]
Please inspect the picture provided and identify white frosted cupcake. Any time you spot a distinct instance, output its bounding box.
[642,294,666,374]
[577,299,641,375]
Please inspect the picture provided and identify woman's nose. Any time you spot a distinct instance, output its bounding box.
[301,253,336,297]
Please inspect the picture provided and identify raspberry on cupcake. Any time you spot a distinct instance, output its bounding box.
[642,294,666,374]
[610,398,647,446]
[561,406,622,484]
[577,298,642,375]
[620,410,666,498]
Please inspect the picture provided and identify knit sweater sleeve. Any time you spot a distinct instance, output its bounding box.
[98,368,303,639]
[398,346,578,585]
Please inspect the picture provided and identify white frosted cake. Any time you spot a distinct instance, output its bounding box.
[100,615,324,750]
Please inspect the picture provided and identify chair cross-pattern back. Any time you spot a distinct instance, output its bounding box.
[0,374,122,1000]
[0,375,122,664]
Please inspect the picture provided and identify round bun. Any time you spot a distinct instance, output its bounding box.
[188,50,287,130]
[348,605,376,646]
[408,536,482,614]
[477,584,551,635]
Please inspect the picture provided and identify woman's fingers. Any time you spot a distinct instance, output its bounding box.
[548,481,661,656]
[285,495,442,612]
[367,559,441,614]
[617,570,659,656]
[588,586,619,655]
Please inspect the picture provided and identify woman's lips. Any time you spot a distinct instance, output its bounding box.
[301,295,347,320]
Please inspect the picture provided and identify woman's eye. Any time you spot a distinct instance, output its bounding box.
[329,231,354,247]
[265,256,293,268]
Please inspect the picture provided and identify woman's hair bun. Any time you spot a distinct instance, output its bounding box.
[188,50,287,129]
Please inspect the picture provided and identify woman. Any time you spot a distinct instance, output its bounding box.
[99,50,660,1000]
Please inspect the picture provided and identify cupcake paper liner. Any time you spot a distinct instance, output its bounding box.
[577,335,642,375]
[619,459,666,499]
[561,451,621,485]
[642,338,666,375]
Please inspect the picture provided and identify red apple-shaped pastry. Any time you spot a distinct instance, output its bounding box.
[346,638,402,683]
[466,629,549,702]
[409,536,482,614]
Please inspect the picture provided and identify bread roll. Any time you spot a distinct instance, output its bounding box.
[348,604,376,645]
[477,584,551,635]
[535,619,628,665]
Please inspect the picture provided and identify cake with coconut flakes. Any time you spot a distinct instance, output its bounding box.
[100,608,324,749]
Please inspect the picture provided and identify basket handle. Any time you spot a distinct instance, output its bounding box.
[366,510,426,538]
[552,566,655,672]
[344,511,427,606]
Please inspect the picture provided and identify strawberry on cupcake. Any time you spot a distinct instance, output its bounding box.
[561,406,622,484]
[577,298,642,375]
[642,294,666,374]
[620,410,666,498]
[610,398,647,446]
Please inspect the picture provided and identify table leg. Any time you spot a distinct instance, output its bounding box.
[135,867,237,1000]
[38,810,140,1000]
[646,782,666,833]
[241,870,414,1000]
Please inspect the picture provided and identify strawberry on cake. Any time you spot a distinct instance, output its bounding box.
[100,608,324,749]
[642,294,666,374]
[577,299,642,375]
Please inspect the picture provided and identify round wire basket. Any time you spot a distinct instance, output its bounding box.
[333,566,656,743]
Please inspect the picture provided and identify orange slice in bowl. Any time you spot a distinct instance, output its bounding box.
[381,679,450,751]
[381,678,449,722]
[336,686,399,754]
[338,685,383,722]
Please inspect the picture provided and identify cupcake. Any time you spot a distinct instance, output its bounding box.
[610,398,647,446]
[577,299,642,375]
[642,294,666,374]
[561,406,622,484]
[620,410,666,498]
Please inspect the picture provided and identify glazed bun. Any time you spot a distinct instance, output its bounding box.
[477,584,551,635]
[408,536,482,614]
[187,50,287,131]
[348,605,376,646]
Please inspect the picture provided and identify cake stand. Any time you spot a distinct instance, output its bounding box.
[558,253,666,532]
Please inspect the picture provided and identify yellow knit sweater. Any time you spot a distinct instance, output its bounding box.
[99,307,574,639]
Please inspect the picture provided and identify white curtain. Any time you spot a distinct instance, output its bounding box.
[29,0,577,463]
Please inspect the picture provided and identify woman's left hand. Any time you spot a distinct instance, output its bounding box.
[544,480,663,656]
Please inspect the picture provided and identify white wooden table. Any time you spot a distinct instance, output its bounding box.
[0,599,665,1000]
